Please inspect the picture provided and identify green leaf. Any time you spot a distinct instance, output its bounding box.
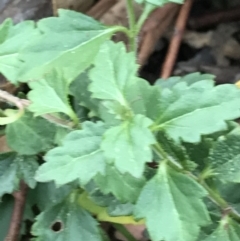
[155,72,215,89]
[208,128,240,182]
[89,41,137,104]
[35,121,107,186]
[32,197,103,241]
[28,182,75,211]
[70,71,99,116]
[135,0,184,6]
[27,69,77,121]
[127,77,161,120]
[101,115,156,177]
[18,10,120,81]
[204,218,240,241]
[156,133,197,171]
[89,41,138,118]
[0,19,38,83]
[70,71,121,126]
[0,152,38,197]
[94,165,145,203]
[134,162,210,241]
[6,112,56,155]
[153,80,240,143]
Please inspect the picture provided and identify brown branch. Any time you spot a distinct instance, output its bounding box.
[87,0,118,19]
[4,182,28,241]
[161,0,193,79]
[137,3,180,67]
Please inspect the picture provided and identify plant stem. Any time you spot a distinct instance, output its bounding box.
[125,0,137,52]
[112,223,138,241]
[153,142,240,222]
[136,3,156,32]
[5,181,28,241]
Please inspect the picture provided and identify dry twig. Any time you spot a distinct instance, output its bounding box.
[161,0,193,79]
[138,3,180,67]
[4,182,28,241]
[87,0,118,19]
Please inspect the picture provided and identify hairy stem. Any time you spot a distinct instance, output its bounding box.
[126,0,137,52]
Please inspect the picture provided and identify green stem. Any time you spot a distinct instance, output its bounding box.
[136,3,156,32]
[68,109,81,128]
[126,0,137,52]
[153,142,240,222]
[112,223,138,241]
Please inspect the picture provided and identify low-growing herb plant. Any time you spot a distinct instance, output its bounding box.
[1,0,240,240]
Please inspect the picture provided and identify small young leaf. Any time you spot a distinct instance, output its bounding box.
[18,10,119,81]
[208,128,240,182]
[32,198,102,241]
[35,122,107,186]
[203,218,240,241]
[6,112,56,155]
[0,152,38,197]
[134,162,210,241]
[101,115,156,177]
[0,19,38,83]
[27,69,76,120]
[154,80,240,143]
[94,165,145,203]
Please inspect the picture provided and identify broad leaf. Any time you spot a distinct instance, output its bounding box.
[101,115,156,177]
[32,197,102,241]
[70,71,121,126]
[94,165,145,203]
[157,133,197,171]
[70,71,99,117]
[153,80,240,143]
[18,10,120,81]
[127,77,161,120]
[89,41,138,118]
[6,112,56,155]
[0,152,38,197]
[0,19,38,83]
[155,72,215,89]
[27,69,76,120]
[208,128,240,182]
[204,218,240,241]
[35,121,107,186]
[28,182,74,211]
[134,162,210,241]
